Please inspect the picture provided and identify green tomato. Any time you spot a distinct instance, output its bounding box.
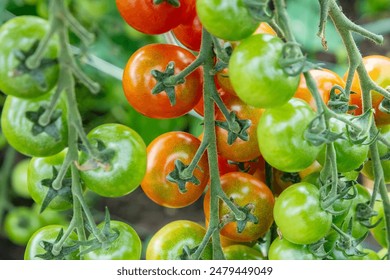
[4,207,42,246]
[370,193,390,249]
[0,16,59,98]
[24,225,79,260]
[196,0,259,41]
[274,182,332,244]
[268,237,319,260]
[223,244,264,260]
[79,123,147,198]
[229,34,300,108]
[257,98,323,172]
[1,92,68,157]
[146,220,212,260]
[362,125,390,183]
[317,116,369,173]
[28,149,73,211]
[11,159,31,199]
[84,220,142,260]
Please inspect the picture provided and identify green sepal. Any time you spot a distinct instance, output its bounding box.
[179,245,202,260]
[379,97,390,114]
[13,40,58,91]
[40,167,72,213]
[328,85,357,113]
[151,61,184,106]
[34,229,79,260]
[355,203,381,229]
[309,239,331,259]
[345,109,373,145]
[243,0,273,21]
[304,113,345,146]
[26,106,63,141]
[166,160,200,193]
[153,0,180,7]
[215,111,251,145]
[235,203,259,234]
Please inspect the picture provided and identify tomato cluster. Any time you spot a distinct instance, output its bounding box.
[1,0,389,261]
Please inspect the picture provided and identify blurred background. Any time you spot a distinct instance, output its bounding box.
[0,0,389,259]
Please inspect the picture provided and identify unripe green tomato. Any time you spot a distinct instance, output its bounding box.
[370,194,390,249]
[268,237,319,260]
[223,244,264,260]
[11,159,31,199]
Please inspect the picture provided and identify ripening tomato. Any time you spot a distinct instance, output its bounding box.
[294,69,346,111]
[274,182,332,244]
[229,34,300,108]
[216,94,263,162]
[116,0,191,34]
[204,172,274,242]
[257,98,323,173]
[347,55,390,125]
[141,131,209,208]
[122,44,203,119]
[146,220,212,260]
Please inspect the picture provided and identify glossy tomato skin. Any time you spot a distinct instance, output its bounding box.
[84,220,142,260]
[172,4,202,52]
[141,131,209,208]
[116,0,191,34]
[196,0,258,41]
[0,16,59,98]
[216,94,263,162]
[229,34,300,108]
[347,55,390,125]
[79,123,147,198]
[317,116,369,173]
[4,207,42,246]
[122,44,202,119]
[24,225,79,260]
[28,149,73,211]
[204,172,274,242]
[1,93,68,157]
[223,244,264,260]
[146,220,212,260]
[257,98,322,173]
[274,182,332,245]
[362,125,390,183]
[294,69,345,111]
[268,237,319,260]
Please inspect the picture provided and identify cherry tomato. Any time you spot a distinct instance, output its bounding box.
[196,0,259,41]
[116,0,191,34]
[257,98,323,172]
[11,159,31,199]
[84,220,142,260]
[4,207,42,246]
[347,55,390,125]
[362,125,390,183]
[0,16,59,98]
[216,94,263,162]
[223,244,264,260]
[317,116,369,173]
[217,155,262,177]
[141,131,209,208]
[24,225,79,260]
[274,182,332,244]
[294,69,345,111]
[229,34,300,108]
[28,149,73,211]
[268,237,319,260]
[1,92,68,157]
[204,172,274,242]
[122,44,203,119]
[79,123,147,198]
[146,220,212,260]
[172,4,202,52]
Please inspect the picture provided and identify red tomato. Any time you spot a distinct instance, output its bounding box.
[116,0,191,34]
[122,44,203,119]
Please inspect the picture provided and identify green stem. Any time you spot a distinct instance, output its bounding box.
[181,139,209,179]
[0,147,16,228]
[51,218,77,256]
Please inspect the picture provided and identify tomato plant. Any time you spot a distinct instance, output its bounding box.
[122,43,203,119]
[141,131,209,208]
